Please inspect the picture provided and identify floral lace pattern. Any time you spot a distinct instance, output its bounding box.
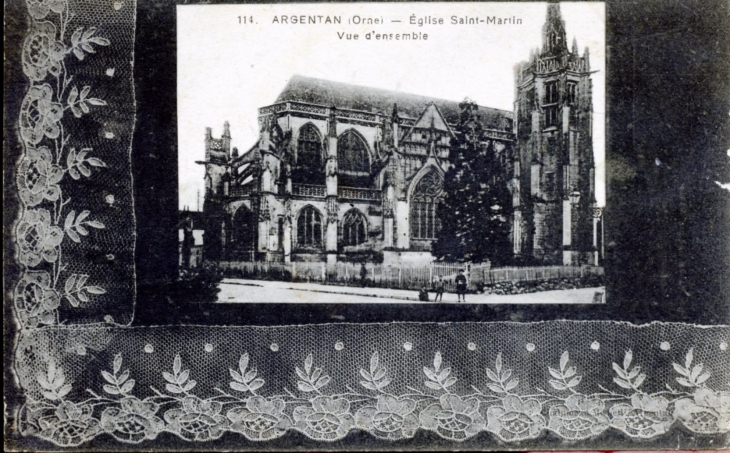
[17,341,730,446]
[14,0,113,330]
[8,0,730,450]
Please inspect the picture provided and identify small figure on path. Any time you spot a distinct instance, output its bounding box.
[434,276,444,302]
[360,262,368,288]
[455,269,467,303]
[418,287,430,302]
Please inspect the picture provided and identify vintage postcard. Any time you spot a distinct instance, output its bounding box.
[177,1,606,305]
[4,0,729,451]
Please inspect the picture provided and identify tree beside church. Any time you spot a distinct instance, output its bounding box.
[432,100,513,265]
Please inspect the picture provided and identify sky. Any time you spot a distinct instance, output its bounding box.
[178,2,606,210]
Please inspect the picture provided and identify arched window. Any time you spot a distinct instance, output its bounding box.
[231,206,255,249]
[409,169,443,240]
[337,130,370,174]
[297,206,322,247]
[294,123,323,183]
[342,209,367,246]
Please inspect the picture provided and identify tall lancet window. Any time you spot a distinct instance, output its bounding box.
[294,123,324,184]
[337,130,370,174]
[342,209,367,246]
[409,169,444,240]
[231,206,255,248]
[296,206,322,247]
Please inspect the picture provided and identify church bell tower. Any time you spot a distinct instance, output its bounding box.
[513,0,596,264]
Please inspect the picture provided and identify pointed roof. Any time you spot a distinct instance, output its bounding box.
[412,103,451,132]
[274,75,512,130]
[401,102,455,143]
[542,1,568,56]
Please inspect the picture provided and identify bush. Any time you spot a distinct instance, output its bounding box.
[169,264,224,303]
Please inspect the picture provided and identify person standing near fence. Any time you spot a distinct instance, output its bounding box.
[455,269,467,303]
[360,262,368,288]
[434,276,445,302]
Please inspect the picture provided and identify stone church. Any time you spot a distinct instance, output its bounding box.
[199,3,598,266]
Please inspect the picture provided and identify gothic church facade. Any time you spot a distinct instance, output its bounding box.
[199,3,597,266]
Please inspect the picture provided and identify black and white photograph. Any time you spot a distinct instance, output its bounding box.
[4,0,729,451]
[178,2,606,304]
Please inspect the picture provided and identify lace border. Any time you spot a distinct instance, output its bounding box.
[8,1,729,450]
[13,322,730,447]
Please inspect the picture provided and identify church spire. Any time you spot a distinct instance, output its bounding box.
[542,0,567,57]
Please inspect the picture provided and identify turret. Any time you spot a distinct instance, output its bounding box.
[391,103,400,148]
[510,1,596,264]
[205,127,212,160]
[222,121,231,158]
[259,117,271,153]
[542,0,568,57]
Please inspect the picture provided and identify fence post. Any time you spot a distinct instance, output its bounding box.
[398,267,402,287]
[429,264,433,285]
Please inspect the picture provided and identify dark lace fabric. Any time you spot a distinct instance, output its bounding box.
[7,0,730,451]
[13,0,137,328]
[12,322,730,448]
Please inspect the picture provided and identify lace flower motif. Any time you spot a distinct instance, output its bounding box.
[17,146,63,206]
[164,396,228,442]
[419,394,486,441]
[36,401,101,447]
[16,208,64,266]
[609,394,673,438]
[355,395,419,440]
[226,396,291,441]
[22,21,66,81]
[292,396,354,441]
[99,397,164,443]
[20,84,63,146]
[14,270,60,328]
[547,394,610,439]
[674,388,730,434]
[26,0,65,20]
[486,395,546,441]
